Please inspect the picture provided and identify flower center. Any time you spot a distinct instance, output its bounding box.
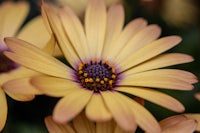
[0,49,19,73]
[77,60,118,92]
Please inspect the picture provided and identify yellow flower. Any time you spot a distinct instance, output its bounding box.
[0,1,53,131]
[54,0,122,17]
[45,112,132,133]
[159,114,200,133]
[4,0,197,132]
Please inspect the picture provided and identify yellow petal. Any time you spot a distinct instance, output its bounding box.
[108,18,147,61]
[59,6,89,60]
[17,16,50,49]
[102,4,124,59]
[85,0,106,58]
[116,25,161,63]
[45,116,75,133]
[119,36,182,71]
[4,37,73,80]
[96,120,116,133]
[101,91,137,131]
[124,53,194,75]
[0,89,7,131]
[42,3,80,67]
[114,92,161,133]
[114,126,133,133]
[53,89,93,123]
[72,112,95,133]
[0,1,29,39]
[162,119,197,133]
[5,91,35,102]
[159,115,187,129]
[121,69,195,90]
[85,93,112,121]
[0,66,38,85]
[3,77,41,96]
[117,87,185,112]
[31,76,79,97]
[185,114,200,131]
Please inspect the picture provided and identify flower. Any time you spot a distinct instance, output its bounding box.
[161,0,198,27]
[53,0,122,17]
[159,114,200,133]
[0,1,54,131]
[45,113,200,133]
[45,112,132,133]
[4,0,197,132]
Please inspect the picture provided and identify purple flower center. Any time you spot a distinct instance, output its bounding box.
[0,48,19,73]
[76,60,118,92]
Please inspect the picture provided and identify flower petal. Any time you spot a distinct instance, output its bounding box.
[116,25,161,63]
[109,18,147,61]
[115,92,161,133]
[5,91,35,102]
[3,77,41,96]
[159,115,187,129]
[53,89,93,123]
[4,37,73,80]
[0,89,7,131]
[96,120,115,133]
[45,116,76,133]
[72,112,95,133]
[0,66,38,85]
[17,16,50,49]
[102,4,124,59]
[59,6,89,60]
[85,93,112,121]
[162,119,197,133]
[31,76,79,97]
[114,125,133,133]
[85,0,106,58]
[42,3,80,67]
[124,53,194,75]
[101,91,137,131]
[121,69,195,90]
[0,1,29,39]
[119,36,182,71]
[185,114,200,131]
[117,87,185,112]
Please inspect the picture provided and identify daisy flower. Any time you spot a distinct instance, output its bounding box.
[4,0,197,132]
[159,114,200,133]
[0,1,54,131]
[45,112,132,133]
[54,0,122,17]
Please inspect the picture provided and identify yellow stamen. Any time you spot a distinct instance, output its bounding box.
[104,78,108,82]
[79,70,83,74]
[96,78,100,82]
[100,80,104,84]
[89,78,93,82]
[111,74,116,79]
[109,80,113,85]
[83,73,88,77]
[85,78,89,82]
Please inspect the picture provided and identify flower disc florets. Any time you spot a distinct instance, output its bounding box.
[77,60,118,92]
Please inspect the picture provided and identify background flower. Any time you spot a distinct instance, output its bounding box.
[0,1,54,131]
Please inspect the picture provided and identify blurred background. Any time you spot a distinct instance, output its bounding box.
[0,0,200,132]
